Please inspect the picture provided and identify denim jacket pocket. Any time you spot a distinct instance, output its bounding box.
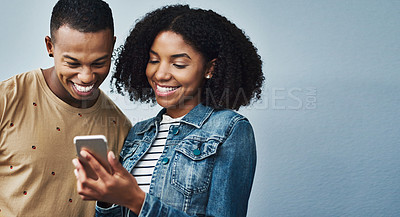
[171,136,222,196]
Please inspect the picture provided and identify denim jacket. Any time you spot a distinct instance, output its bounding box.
[96,104,257,217]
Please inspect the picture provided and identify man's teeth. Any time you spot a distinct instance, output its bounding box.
[74,83,95,92]
[157,85,178,93]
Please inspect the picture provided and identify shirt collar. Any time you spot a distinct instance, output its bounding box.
[135,104,214,134]
[181,104,214,128]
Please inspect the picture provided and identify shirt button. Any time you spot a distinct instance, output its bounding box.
[162,158,169,164]
[193,149,201,156]
[171,127,179,135]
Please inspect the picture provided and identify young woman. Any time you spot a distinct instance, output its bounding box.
[72,5,264,217]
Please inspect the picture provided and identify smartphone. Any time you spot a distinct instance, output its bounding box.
[74,135,111,178]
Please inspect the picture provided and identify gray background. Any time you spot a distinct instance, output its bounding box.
[1,0,399,216]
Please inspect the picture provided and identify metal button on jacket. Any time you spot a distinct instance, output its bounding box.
[162,157,169,164]
[171,127,179,135]
[193,149,201,156]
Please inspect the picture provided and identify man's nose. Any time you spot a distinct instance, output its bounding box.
[77,67,95,84]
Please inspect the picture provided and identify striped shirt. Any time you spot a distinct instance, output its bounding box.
[132,114,182,193]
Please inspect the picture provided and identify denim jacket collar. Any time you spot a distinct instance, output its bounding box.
[135,104,214,134]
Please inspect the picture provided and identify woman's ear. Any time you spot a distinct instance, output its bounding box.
[205,58,217,79]
[45,36,54,57]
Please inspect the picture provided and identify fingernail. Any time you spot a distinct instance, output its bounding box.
[72,159,78,167]
[80,150,87,158]
[74,169,79,178]
[110,151,116,159]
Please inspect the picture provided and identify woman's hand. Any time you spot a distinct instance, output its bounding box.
[72,150,145,214]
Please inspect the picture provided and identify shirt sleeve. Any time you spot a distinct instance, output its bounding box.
[0,81,10,127]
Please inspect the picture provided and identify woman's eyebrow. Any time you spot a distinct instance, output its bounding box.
[171,53,191,60]
[149,50,158,56]
[149,49,191,59]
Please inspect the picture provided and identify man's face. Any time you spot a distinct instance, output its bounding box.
[46,25,115,107]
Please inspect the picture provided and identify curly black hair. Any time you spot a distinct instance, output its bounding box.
[50,0,114,42]
[113,5,264,110]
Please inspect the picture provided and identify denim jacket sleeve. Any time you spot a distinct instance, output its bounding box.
[96,117,257,217]
[95,203,124,217]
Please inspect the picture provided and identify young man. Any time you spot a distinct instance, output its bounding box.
[0,0,131,216]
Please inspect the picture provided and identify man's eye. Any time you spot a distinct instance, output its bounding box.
[92,62,106,67]
[67,62,80,67]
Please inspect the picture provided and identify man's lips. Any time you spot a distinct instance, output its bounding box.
[72,82,96,96]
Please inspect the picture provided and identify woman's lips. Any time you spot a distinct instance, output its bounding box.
[155,84,180,96]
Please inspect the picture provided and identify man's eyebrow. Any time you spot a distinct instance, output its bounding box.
[63,55,78,61]
[63,55,109,62]
[93,55,109,62]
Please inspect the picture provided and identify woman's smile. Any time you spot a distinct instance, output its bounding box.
[155,84,181,96]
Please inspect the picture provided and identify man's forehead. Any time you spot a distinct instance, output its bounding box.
[52,25,113,42]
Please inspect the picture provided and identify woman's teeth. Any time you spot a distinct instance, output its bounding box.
[157,85,178,93]
[74,83,95,92]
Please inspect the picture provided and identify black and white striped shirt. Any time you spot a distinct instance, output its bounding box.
[132,114,182,193]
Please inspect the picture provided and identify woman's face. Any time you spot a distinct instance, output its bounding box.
[146,31,210,118]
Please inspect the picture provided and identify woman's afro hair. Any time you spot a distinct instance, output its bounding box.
[112,4,264,110]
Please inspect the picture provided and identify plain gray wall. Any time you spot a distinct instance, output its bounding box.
[1,1,399,216]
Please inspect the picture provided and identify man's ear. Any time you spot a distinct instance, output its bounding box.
[205,58,217,79]
[111,36,117,55]
[45,36,54,57]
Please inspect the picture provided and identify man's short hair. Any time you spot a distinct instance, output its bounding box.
[50,0,114,41]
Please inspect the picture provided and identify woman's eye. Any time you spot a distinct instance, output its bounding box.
[148,60,159,64]
[173,64,187,69]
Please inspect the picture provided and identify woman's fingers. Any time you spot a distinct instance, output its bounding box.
[72,158,89,181]
[72,158,81,169]
[108,151,127,175]
[72,156,104,199]
[76,178,101,200]
[72,150,143,206]
[80,150,111,180]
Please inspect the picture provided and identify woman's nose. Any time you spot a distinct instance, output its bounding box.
[154,62,172,81]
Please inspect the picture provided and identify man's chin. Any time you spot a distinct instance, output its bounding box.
[70,89,100,107]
